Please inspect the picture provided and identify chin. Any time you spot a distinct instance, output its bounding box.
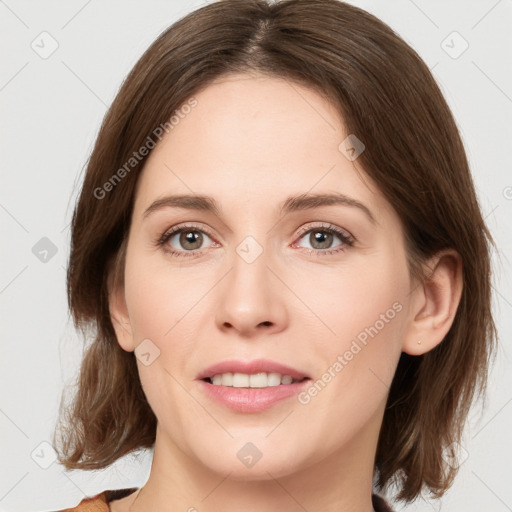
[204,456,303,482]
[184,433,307,480]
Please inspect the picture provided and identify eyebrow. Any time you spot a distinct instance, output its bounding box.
[142,192,377,225]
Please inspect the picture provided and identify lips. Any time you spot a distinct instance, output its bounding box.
[196,359,310,382]
[195,359,312,412]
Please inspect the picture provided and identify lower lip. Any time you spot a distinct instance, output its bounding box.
[197,379,311,413]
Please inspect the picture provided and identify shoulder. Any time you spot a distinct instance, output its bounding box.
[57,492,108,512]
[56,488,139,512]
[372,493,395,512]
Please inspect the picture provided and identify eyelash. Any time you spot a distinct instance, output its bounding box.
[155,222,355,259]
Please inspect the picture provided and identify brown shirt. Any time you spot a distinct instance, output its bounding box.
[59,487,395,511]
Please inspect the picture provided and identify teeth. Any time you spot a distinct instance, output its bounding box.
[208,372,301,387]
[221,373,233,386]
[233,373,249,387]
[281,375,293,385]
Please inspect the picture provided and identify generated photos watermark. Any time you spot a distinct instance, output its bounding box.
[298,300,403,405]
[93,97,198,200]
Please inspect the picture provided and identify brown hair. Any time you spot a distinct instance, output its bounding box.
[54,0,497,503]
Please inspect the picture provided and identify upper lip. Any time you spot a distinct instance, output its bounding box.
[196,359,310,381]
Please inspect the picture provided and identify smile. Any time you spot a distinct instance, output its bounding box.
[206,372,306,387]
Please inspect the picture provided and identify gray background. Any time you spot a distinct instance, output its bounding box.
[1,1,511,511]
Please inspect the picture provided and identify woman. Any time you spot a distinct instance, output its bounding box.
[54,0,497,510]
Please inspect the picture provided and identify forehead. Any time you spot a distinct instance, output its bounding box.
[131,73,392,225]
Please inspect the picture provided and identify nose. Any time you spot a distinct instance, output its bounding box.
[214,243,288,338]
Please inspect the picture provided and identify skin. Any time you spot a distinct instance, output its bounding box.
[108,73,463,512]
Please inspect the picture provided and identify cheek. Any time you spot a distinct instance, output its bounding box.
[124,234,409,372]
[291,254,407,347]
[292,275,405,454]
[124,249,199,341]
[293,253,408,405]
[123,253,202,441]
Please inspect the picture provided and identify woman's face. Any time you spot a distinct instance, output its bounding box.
[111,73,416,480]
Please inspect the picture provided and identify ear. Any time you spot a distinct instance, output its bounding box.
[402,249,463,356]
[108,281,136,353]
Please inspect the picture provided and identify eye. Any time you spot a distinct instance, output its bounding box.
[293,223,354,256]
[156,222,354,259]
[157,223,217,258]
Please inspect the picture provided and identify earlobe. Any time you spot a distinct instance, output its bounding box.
[402,250,463,356]
[109,285,136,353]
